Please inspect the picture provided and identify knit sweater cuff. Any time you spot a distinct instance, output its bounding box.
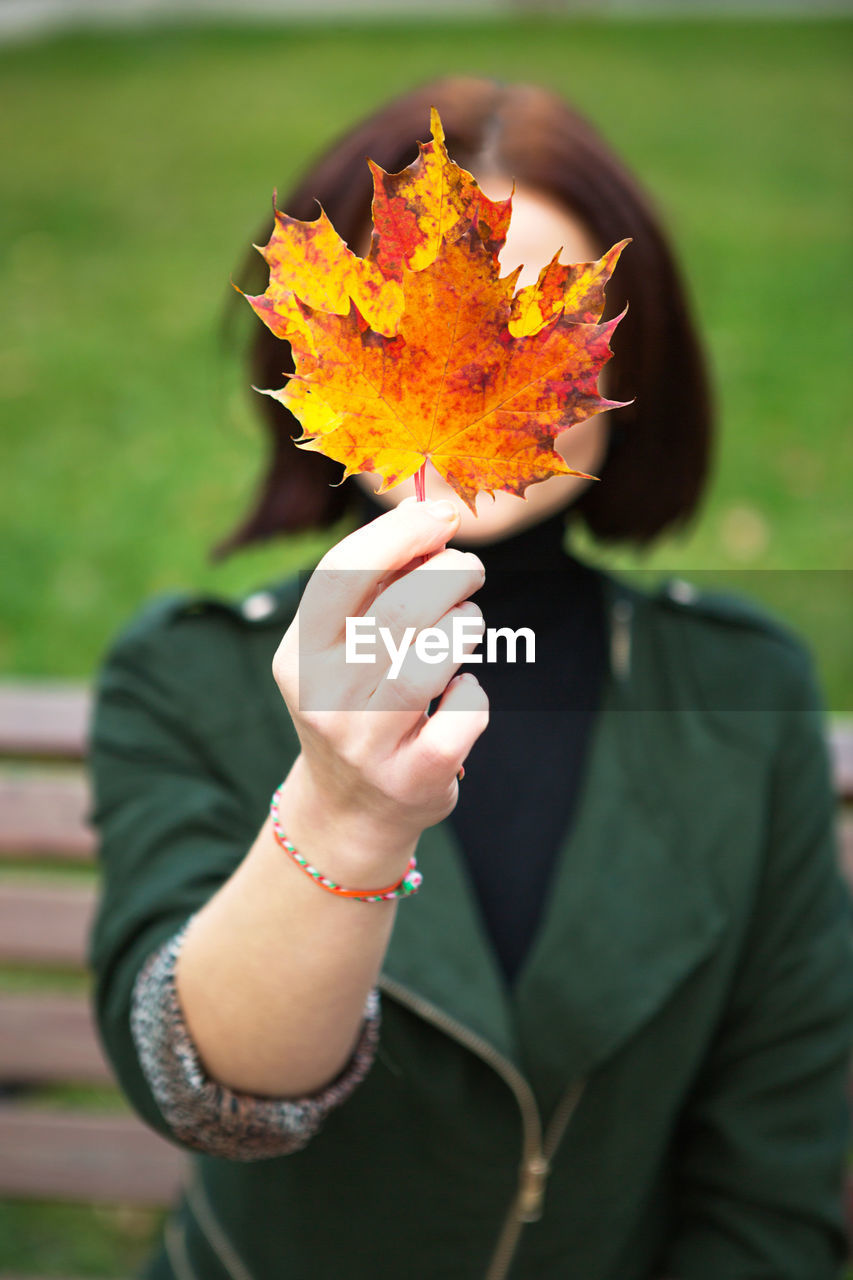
[130,916,381,1161]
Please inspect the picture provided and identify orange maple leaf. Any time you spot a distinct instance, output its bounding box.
[242,109,629,515]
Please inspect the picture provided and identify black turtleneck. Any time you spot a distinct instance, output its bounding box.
[353,487,607,987]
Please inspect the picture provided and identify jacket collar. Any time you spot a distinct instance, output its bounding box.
[381,573,729,1117]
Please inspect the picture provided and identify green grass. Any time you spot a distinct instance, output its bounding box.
[1,16,851,701]
[0,1200,166,1276]
[0,17,851,1272]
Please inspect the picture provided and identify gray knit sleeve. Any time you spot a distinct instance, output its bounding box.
[129,916,381,1161]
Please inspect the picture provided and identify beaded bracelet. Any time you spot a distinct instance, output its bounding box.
[269,783,423,903]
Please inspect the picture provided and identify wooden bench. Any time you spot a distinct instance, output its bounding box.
[1,680,852,1222]
[0,682,183,1212]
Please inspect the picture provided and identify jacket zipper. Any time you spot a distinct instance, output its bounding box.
[379,974,587,1280]
[165,1210,197,1280]
[183,1168,255,1280]
[177,981,585,1280]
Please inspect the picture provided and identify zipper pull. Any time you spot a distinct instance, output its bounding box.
[517,1154,550,1223]
[610,597,633,681]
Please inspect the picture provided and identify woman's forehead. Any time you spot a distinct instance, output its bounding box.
[475,174,600,287]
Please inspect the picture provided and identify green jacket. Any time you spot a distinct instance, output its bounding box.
[89,568,853,1280]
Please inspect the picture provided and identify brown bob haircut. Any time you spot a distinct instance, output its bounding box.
[217,76,713,557]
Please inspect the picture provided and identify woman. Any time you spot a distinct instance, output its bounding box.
[89,78,853,1279]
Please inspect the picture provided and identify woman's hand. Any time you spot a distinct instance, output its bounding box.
[172,498,489,1099]
[272,497,490,875]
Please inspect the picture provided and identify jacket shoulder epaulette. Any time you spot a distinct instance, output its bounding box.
[643,576,821,721]
[104,576,303,662]
[652,576,807,655]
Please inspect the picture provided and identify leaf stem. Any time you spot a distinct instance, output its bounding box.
[414,462,429,566]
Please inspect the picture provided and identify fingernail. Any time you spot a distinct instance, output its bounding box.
[426,500,458,521]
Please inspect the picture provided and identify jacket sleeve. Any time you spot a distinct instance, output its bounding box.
[130,917,380,1159]
[87,601,381,1157]
[661,649,853,1280]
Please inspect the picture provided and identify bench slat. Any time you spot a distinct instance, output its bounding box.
[0,771,94,860]
[0,812,850,973]
[0,993,111,1084]
[0,683,90,758]
[842,814,853,895]
[0,680,850,794]
[0,883,95,967]
[831,723,853,802]
[0,751,849,868]
[0,1105,184,1205]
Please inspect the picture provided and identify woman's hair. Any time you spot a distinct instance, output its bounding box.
[216,76,713,557]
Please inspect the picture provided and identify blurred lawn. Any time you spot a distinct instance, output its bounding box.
[0,1199,167,1276]
[0,15,851,1275]
[1,16,851,705]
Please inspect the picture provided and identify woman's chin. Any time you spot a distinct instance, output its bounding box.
[353,463,593,546]
[352,413,609,545]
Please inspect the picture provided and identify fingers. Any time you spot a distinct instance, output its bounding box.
[401,672,490,788]
[366,599,485,715]
[297,498,463,651]
[369,546,485,644]
[273,495,490,837]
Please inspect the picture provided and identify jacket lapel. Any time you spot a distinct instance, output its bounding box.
[510,660,730,1119]
[381,575,730,1116]
[381,815,520,1065]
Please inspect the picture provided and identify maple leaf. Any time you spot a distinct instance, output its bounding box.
[242,108,630,515]
[367,110,512,275]
[247,205,402,345]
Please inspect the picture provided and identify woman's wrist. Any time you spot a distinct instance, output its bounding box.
[274,754,420,888]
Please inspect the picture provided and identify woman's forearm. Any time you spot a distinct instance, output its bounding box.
[175,502,488,1098]
[174,752,416,1098]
